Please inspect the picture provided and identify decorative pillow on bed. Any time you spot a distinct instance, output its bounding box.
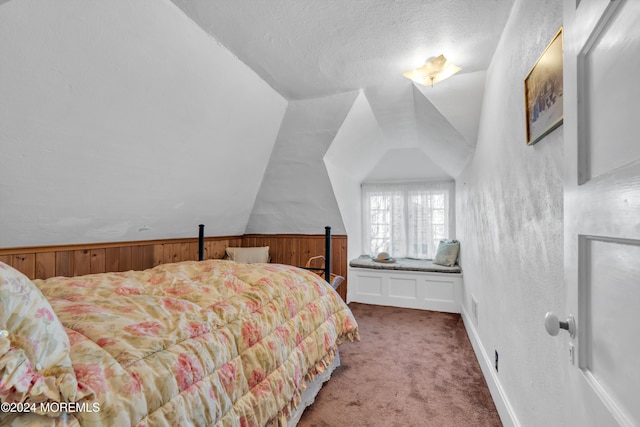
[225,246,270,264]
[0,261,80,413]
[433,239,460,267]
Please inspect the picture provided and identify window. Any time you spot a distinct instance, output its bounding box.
[361,181,454,259]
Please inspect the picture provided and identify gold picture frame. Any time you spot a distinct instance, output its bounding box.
[524,28,563,146]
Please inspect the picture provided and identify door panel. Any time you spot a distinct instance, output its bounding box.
[564,0,640,426]
[582,237,640,424]
[584,1,640,179]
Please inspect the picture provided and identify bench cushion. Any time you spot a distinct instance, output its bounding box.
[349,257,461,273]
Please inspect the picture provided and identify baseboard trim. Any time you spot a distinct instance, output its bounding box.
[460,305,520,427]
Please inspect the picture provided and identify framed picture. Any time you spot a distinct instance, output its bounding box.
[524,28,563,146]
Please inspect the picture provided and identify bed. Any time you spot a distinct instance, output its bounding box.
[0,235,358,426]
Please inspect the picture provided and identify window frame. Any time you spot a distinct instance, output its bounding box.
[361,180,455,259]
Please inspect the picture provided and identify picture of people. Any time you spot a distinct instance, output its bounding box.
[525,28,563,145]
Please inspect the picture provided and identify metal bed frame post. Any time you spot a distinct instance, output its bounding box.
[198,224,205,261]
[324,226,331,282]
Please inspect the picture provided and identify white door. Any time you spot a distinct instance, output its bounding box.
[561,0,640,425]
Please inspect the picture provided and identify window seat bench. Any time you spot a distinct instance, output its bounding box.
[347,257,463,313]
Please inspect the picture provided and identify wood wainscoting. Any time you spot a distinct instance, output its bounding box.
[0,233,348,301]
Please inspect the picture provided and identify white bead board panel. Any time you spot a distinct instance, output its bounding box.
[347,267,462,313]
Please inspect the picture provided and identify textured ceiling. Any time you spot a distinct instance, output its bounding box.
[171,0,513,100]
[171,0,515,174]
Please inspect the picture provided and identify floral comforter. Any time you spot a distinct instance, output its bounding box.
[20,260,358,426]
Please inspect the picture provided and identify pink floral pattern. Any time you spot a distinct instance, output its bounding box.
[34,307,54,322]
[242,320,262,347]
[185,322,209,338]
[0,262,81,417]
[174,353,204,392]
[124,321,164,337]
[74,363,109,396]
[123,371,142,395]
[218,361,238,396]
[13,260,360,426]
[162,297,192,312]
[114,286,144,296]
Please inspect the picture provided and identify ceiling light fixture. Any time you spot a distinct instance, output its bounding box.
[402,54,462,87]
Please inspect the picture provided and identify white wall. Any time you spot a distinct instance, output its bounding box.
[456,0,565,425]
[0,0,286,247]
[365,148,451,182]
[414,85,474,177]
[416,70,487,148]
[324,92,388,260]
[246,92,358,236]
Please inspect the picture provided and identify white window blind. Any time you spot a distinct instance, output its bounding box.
[361,181,455,259]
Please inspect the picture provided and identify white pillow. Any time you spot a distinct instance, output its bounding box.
[225,246,270,264]
[0,262,81,413]
[433,239,460,267]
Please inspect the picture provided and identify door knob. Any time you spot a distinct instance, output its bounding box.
[544,312,576,338]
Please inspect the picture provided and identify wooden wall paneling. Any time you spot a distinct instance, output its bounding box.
[55,251,73,277]
[12,253,35,279]
[131,246,145,271]
[274,237,284,264]
[268,237,279,263]
[90,249,106,274]
[119,247,132,272]
[35,252,56,279]
[334,237,347,276]
[333,236,348,300]
[163,244,179,265]
[279,242,286,264]
[299,239,312,266]
[151,243,165,267]
[105,247,120,273]
[179,242,191,263]
[206,240,217,259]
[203,241,214,260]
[211,239,227,259]
[187,242,198,261]
[311,238,325,264]
[173,244,182,262]
[272,238,280,263]
[146,245,160,269]
[266,237,276,261]
[273,236,288,265]
[172,244,181,262]
[206,240,227,259]
[160,244,170,264]
[73,250,91,276]
[0,235,347,299]
[282,237,298,266]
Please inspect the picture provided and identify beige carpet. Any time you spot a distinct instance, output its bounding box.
[298,303,502,427]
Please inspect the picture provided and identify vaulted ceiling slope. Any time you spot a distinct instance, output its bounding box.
[172,0,515,175]
[246,92,358,235]
[1,0,515,247]
[0,0,286,246]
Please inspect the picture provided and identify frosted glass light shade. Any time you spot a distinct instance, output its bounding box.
[402,55,461,86]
